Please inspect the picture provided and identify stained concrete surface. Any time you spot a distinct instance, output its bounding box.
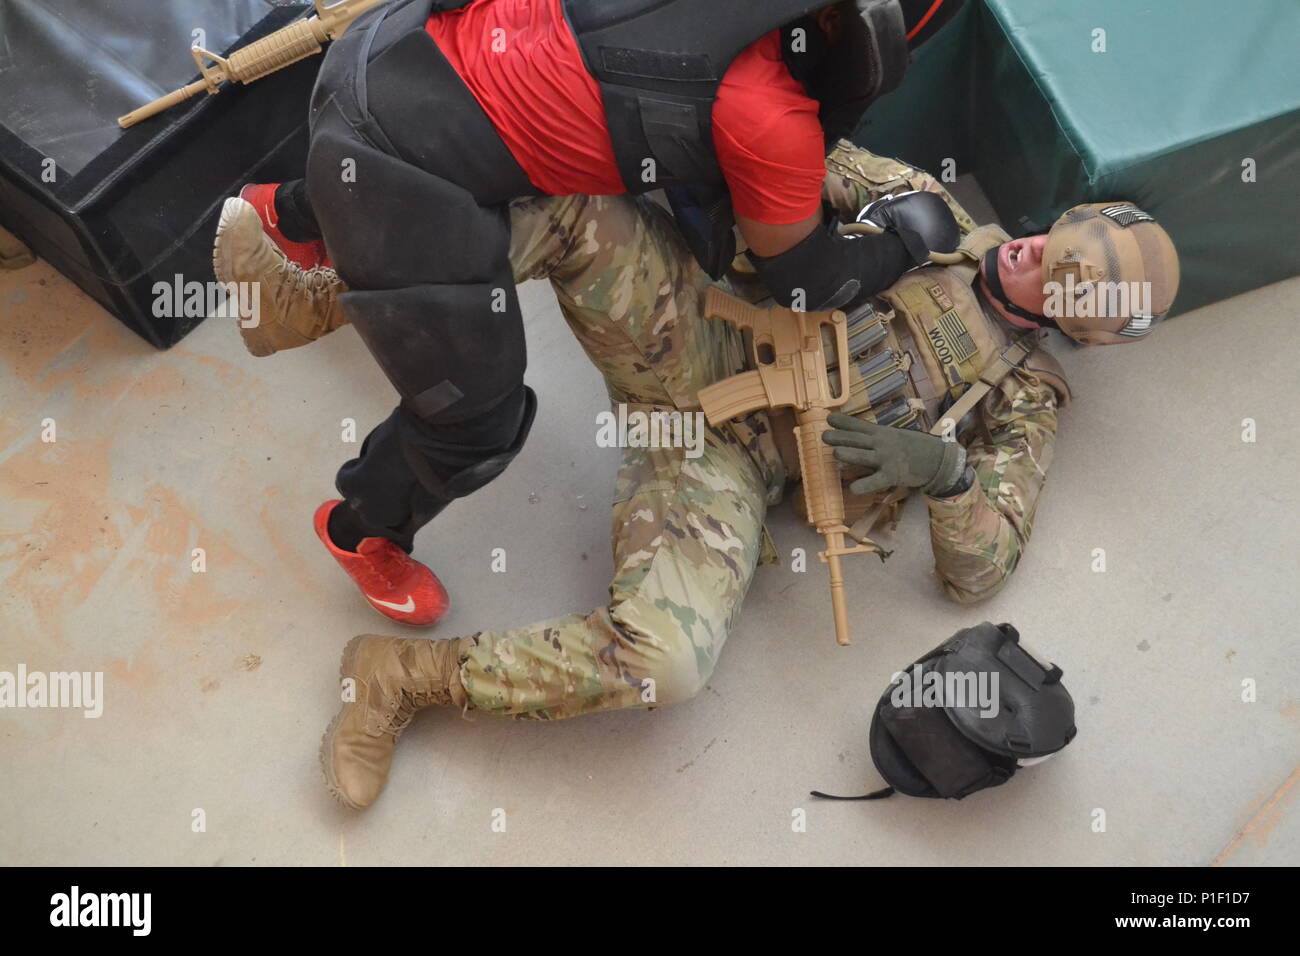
[0,182,1297,866]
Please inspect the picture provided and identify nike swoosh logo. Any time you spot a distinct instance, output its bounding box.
[369,595,416,614]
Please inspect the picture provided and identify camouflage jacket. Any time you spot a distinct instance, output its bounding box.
[814,143,1066,604]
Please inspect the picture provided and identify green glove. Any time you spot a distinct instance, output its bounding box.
[823,413,968,497]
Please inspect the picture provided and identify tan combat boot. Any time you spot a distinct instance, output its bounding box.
[321,635,468,810]
[212,197,349,357]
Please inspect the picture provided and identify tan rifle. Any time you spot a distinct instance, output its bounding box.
[118,0,390,129]
[698,288,880,646]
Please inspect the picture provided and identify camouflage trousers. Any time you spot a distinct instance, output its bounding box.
[455,142,971,720]
[456,191,777,720]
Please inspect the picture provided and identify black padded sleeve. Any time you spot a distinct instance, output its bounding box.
[745,208,913,312]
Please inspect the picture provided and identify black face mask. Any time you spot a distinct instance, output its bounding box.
[781,7,906,150]
[981,246,1060,330]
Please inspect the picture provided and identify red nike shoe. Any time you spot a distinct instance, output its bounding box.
[239,183,332,271]
[313,500,450,627]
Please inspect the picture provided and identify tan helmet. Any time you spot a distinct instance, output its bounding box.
[1040,203,1181,346]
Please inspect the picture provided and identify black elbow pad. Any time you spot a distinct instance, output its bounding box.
[746,208,912,312]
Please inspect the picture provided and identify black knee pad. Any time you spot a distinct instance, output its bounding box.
[398,385,538,500]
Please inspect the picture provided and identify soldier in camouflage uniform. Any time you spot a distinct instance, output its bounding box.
[814,150,1179,603]
[220,141,1178,809]
[813,148,1067,604]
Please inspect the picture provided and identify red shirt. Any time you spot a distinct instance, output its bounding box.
[425,0,826,225]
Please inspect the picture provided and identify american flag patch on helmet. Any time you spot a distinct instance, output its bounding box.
[1100,205,1156,227]
[1119,314,1156,337]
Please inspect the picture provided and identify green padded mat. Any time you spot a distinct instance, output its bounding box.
[857,0,1300,316]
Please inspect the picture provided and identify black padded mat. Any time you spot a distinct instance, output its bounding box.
[0,0,282,176]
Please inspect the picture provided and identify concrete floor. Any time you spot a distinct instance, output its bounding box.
[1,183,1297,866]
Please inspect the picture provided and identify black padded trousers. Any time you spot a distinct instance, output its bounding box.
[304,0,540,552]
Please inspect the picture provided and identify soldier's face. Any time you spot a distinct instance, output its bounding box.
[980,235,1050,328]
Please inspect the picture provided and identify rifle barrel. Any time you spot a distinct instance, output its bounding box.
[118,80,213,129]
[826,533,852,646]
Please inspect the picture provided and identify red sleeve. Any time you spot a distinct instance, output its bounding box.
[712,32,826,225]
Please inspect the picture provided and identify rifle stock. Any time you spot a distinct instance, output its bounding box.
[119,0,389,129]
[699,289,878,646]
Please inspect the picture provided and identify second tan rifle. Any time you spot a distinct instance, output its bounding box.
[698,288,880,647]
[119,0,390,129]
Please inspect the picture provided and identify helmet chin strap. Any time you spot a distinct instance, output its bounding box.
[981,247,1061,331]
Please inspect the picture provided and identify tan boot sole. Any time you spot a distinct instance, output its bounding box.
[214,196,345,357]
[319,634,370,811]
[213,198,278,358]
[212,197,253,288]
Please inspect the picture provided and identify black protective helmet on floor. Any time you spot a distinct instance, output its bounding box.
[813,622,1077,801]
